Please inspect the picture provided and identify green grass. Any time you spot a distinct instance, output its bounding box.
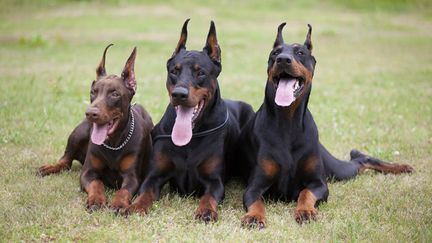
[1,0,431,241]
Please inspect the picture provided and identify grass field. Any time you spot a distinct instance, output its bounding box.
[1,0,431,241]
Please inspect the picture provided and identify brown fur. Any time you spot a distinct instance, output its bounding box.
[119,154,137,172]
[195,192,218,221]
[127,190,155,215]
[90,154,105,170]
[111,188,132,209]
[241,199,266,229]
[360,162,413,174]
[198,157,220,175]
[260,159,280,177]
[294,188,317,224]
[303,156,318,174]
[85,180,106,210]
[155,152,174,172]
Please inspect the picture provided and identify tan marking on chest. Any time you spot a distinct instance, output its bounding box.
[155,152,174,172]
[303,156,318,173]
[120,154,137,171]
[199,156,220,175]
[90,154,105,170]
[260,159,280,177]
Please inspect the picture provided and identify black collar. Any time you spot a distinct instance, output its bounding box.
[153,110,230,143]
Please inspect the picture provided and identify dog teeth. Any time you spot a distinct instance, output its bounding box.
[294,81,300,90]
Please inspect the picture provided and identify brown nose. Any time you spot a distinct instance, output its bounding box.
[85,107,100,120]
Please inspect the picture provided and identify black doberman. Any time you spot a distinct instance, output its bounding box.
[239,23,414,228]
[123,19,254,222]
[38,45,153,212]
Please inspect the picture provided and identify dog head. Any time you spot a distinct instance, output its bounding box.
[86,44,137,145]
[166,19,222,146]
[267,23,316,107]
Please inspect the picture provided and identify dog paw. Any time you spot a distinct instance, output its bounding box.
[109,201,130,214]
[194,207,218,223]
[393,163,414,173]
[37,163,69,177]
[121,203,148,217]
[109,189,131,214]
[86,195,106,212]
[294,208,317,224]
[241,213,266,229]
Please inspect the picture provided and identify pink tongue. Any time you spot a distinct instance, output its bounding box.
[172,106,195,146]
[91,123,109,145]
[275,78,297,107]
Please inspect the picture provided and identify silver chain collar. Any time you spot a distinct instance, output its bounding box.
[102,108,135,151]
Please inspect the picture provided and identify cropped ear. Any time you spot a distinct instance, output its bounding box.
[304,24,313,51]
[172,18,190,57]
[203,21,221,64]
[274,22,286,48]
[96,44,113,79]
[121,47,137,94]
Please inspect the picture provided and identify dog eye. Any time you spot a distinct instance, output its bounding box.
[296,51,304,56]
[170,69,178,76]
[273,50,280,56]
[197,70,206,77]
[111,91,120,98]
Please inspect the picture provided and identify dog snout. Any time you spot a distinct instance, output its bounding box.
[276,54,292,64]
[85,107,100,121]
[171,86,189,101]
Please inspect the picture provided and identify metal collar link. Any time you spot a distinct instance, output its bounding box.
[102,108,135,151]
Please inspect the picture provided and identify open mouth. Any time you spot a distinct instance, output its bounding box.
[171,99,205,146]
[274,72,304,97]
[273,72,305,107]
[191,100,205,126]
[90,118,120,145]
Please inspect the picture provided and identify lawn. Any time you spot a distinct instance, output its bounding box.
[0,0,431,241]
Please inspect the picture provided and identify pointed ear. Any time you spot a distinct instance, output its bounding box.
[204,21,221,64]
[274,22,286,48]
[172,18,190,57]
[121,47,137,94]
[304,24,313,51]
[96,44,113,79]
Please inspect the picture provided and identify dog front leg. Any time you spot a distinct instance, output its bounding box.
[241,158,280,229]
[123,171,170,216]
[80,168,106,212]
[110,155,140,212]
[195,156,224,223]
[123,150,174,216]
[195,178,223,223]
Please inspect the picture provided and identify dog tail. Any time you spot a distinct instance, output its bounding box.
[320,143,413,181]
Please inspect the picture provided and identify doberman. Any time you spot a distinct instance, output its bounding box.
[123,19,254,222]
[239,23,414,228]
[38,45,153,211]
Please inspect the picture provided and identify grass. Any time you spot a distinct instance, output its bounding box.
[0,0,431,241]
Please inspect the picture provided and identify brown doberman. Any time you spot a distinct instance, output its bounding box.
[38,45,153,212]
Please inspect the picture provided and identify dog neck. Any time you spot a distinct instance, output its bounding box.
[194,82,226,131]
[103,105,134,148]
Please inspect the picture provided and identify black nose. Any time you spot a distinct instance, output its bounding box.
[171,86,189,101]
[85,107,100,120]
[276,54,292,64]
